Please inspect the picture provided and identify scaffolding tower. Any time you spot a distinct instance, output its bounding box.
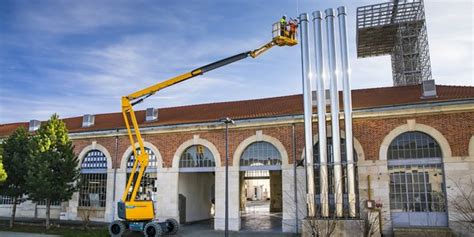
[356,0,432,86]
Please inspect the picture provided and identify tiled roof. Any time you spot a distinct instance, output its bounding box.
[1,84,473,137]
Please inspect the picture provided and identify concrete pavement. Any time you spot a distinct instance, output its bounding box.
[1,200,298,236]
[123,219,297,237]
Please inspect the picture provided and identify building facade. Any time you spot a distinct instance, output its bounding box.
[0,85,473,236]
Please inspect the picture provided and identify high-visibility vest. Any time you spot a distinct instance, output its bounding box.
[280,18,286,25]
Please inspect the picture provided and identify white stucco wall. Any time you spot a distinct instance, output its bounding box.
[0,201,61,220]
[178,172,214,223]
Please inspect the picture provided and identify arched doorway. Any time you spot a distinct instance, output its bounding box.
[387,131,448,227]
[240,141,283,231]
[178,145,215,224]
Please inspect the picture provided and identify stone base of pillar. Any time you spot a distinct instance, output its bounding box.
[214,217,241,231]
[302,218,365,237]
[282,218,301,233]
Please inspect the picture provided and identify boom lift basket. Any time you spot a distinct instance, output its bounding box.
[272,22,298,46]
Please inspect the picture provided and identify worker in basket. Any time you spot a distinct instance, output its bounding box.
[289,18,298,40]
[280,15,287,37]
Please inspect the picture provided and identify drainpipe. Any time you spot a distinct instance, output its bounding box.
[292,123,298,234]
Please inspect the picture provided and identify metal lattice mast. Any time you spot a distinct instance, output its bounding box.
[356,0,432,86]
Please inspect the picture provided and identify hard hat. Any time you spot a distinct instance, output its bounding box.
[283,15,287,19]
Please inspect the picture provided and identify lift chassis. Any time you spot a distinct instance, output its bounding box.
[108,20,297,237]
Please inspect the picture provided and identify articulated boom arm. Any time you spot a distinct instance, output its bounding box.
[121,36,296,203]
[250,41,276,58]
[120,51,250,202]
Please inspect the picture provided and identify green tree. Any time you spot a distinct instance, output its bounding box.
[1,127,31,228]
[26,114,80,230]
[0,144,7,183]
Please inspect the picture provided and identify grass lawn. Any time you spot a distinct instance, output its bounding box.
[0,225,109,237]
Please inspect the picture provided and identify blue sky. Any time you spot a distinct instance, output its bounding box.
[0,0,472,123]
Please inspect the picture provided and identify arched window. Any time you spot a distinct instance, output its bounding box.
[79,150,107,207]
[179,145,215,172]
[126,147,157,201]
[240,141,282,170]
[313,138,358,217]
[388,132,442,160]
[0,196,13,205]
[387,131,447,227]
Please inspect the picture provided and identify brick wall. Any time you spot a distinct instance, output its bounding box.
[71,111,474,169]
[353,112,474,160]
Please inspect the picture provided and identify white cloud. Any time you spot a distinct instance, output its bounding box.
[425,0,473,86]
[0,0,472,124]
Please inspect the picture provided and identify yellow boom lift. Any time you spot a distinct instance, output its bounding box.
[108,21,297,237]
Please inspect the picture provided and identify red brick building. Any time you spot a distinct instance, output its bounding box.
[1,84,473,236]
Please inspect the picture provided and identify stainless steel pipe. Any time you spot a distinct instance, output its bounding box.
[325,8,343,217]
[312,10,329,218]
[338,6,356,218]
[299,12,316,217]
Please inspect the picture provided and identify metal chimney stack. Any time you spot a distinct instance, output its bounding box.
[300,6,356,219]
[325,8,344,218]
[312,10,329,218]
[301,6,355,220]
[299,12,316,218]
[337,6,356,218]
